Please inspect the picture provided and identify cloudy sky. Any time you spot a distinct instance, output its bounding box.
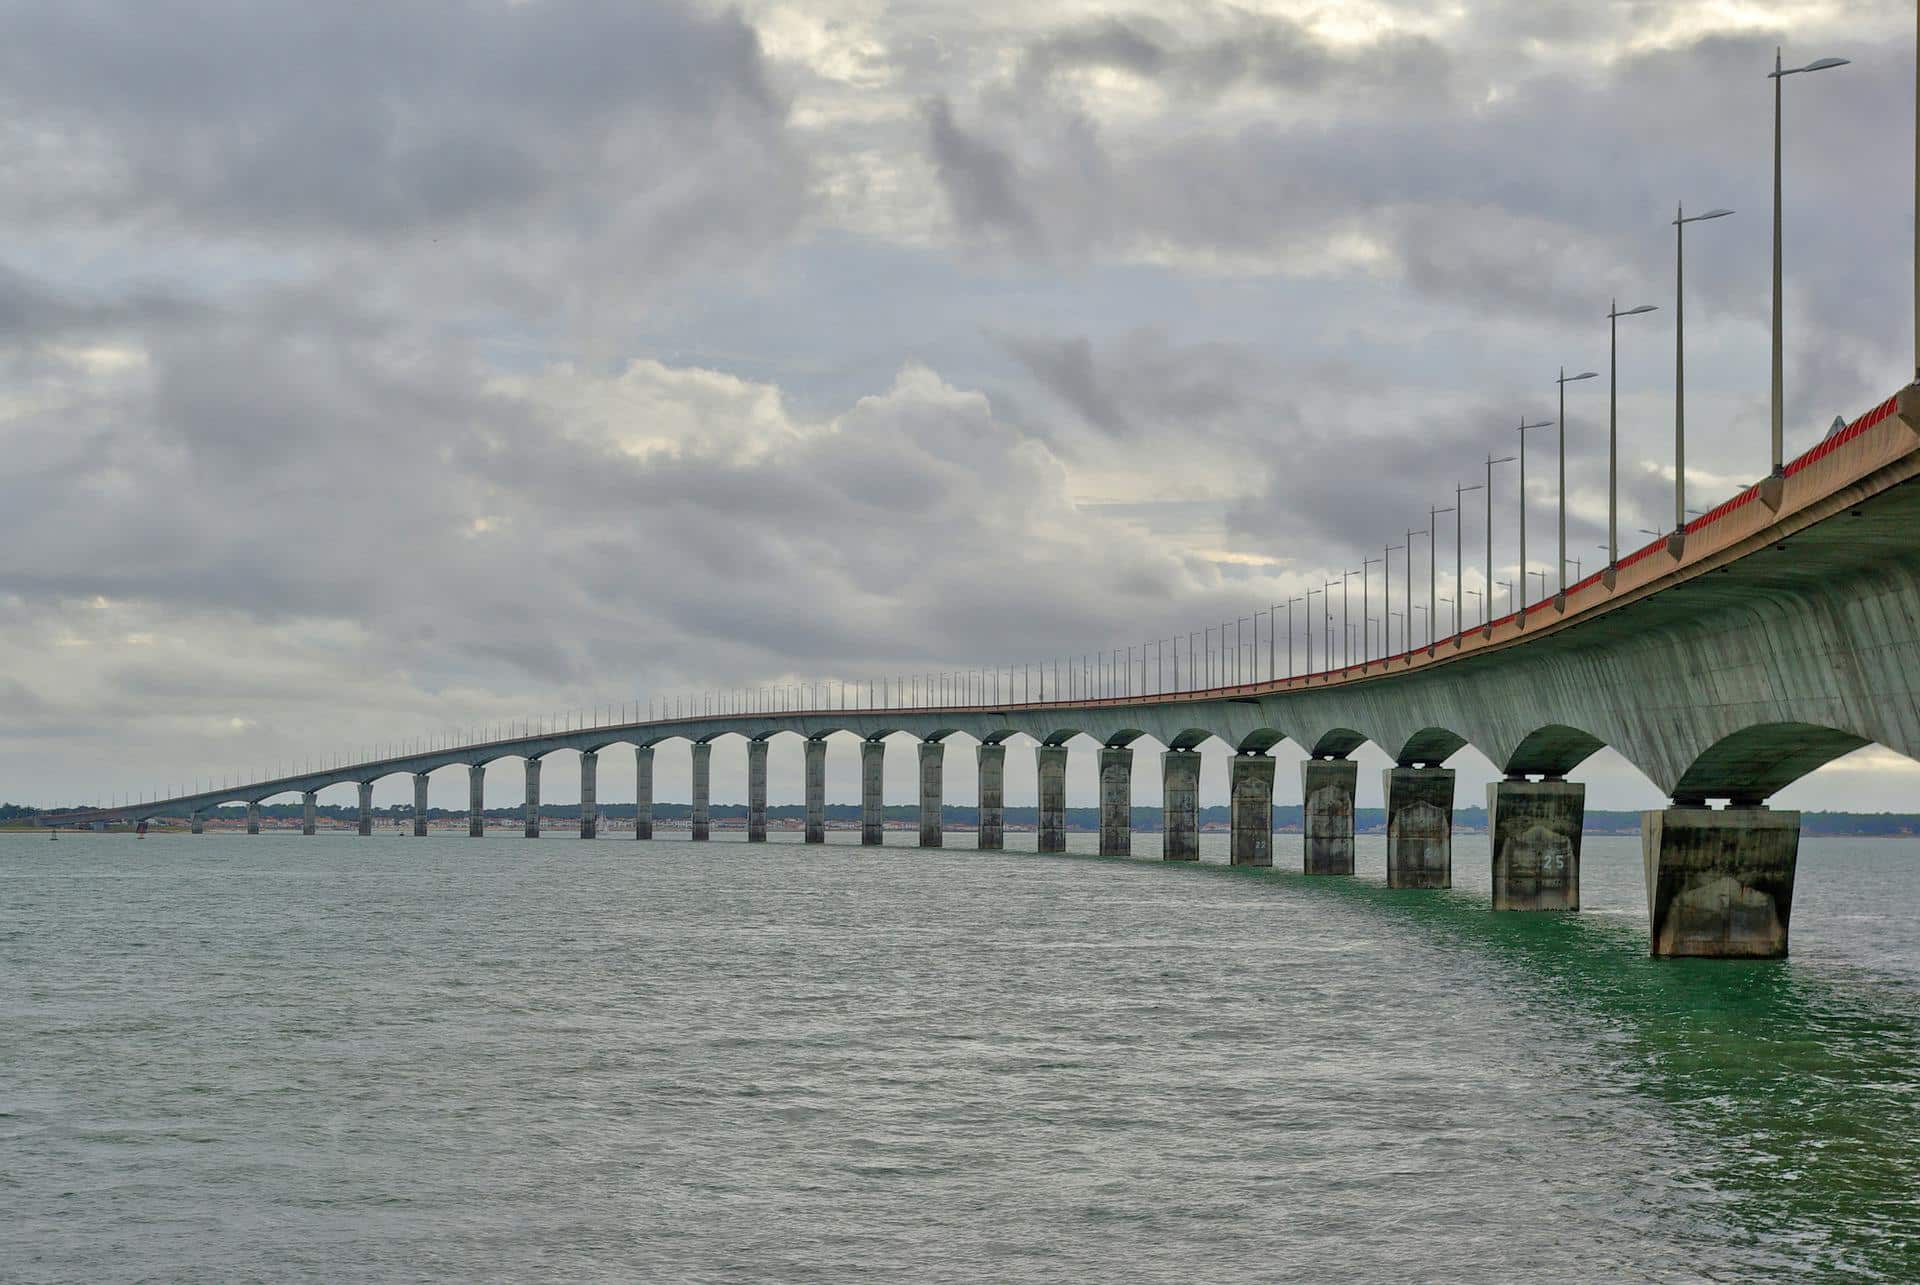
[2,0,1915,814]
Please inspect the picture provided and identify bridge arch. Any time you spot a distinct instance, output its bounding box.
[1234,727,1289,754]
[1308,727,1369,759]
[1165,726,1217,751]
[1671,722,1876,804]
[1101,728,1151,748]
[1502,724,1608,779]
[1393,726,1467,767]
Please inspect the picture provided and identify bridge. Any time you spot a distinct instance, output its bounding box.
[42,386,1920,959]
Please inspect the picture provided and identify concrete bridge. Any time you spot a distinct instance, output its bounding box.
[45,386,1920,959]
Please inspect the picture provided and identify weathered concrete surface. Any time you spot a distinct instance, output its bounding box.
[918,740,944,847]
[1037,745,1068,853]
[579,751,598,839]
[469,765,485,837]
[634,747,653,840]
[803,739,826,844]
[1643,807,1800,957]
[1489,779,1583,910]
[247,801,262,835]
[1302,759,1356,875]
[1099,746,1132,856]
[191,809,205,835]
[1162,749,1200,861]
[1385,766,1454,888]
[690,742,711,841]
[1230,754,1275,867]
[976,743,1005,850]
[747,740,768,843]
[861,739,885,846]
[413,773,429,837]
[303,789,317,837]
[523,759,541,838]
[359,781,375,837]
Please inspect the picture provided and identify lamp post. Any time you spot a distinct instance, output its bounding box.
[1340,572,1359,669]
[1304,589,1317,674]
[1769,48,1850,491]
[1323,580,1339,674]
[1361,557,1381,665]
[1674,203,1735,548]
[1406,528,1427,653]
[1498,580,1513,617]
[1486,453,1516,632]
[1428,504,1454,653]
[1386,543,1404,656]
[1454,482,1482,643]
[1554,367,1598,604]
[1515,418,1552,623]
[1607,301,1658,578]
[1288,597,1302,677]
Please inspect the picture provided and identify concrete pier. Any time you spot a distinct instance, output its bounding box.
[746,740,768,842]
[469,765,485,837]
[247,801,261,835]
[918,740,944,847]
[860,739,885,846]
[1098,746,1132,856]
[976,742,1005,850]
[1489,779,1584,911]
[690,742,711,841]
[1230,753,1275,867]
[523,758,541,838]
[635,747,653,839]
[803,738,826,844]
[1162,749,1200,861]
[358,781,374,836]
[1036,744,1068,853]
[1642,807,1800,958]
[579,751,597,839]
[413,772,429,836]
[303,789,317,836]
[191,809,205,835]
[1301,758,1356,875]
[1384,766,1454,888]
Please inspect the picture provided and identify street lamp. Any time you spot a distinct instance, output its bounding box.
[1386,543,1405,657]
[1454,482,1483,644]
[1555,368,1598,603]
[1361,557,1381,665]
[1486,453,1516,633]
[1674,203,1735,548]
[1607,301,1658,579]
[1515,418,1553,624]
[1405,528,1428,654]
[1769,48,1850,493]
[1498,580,1513,617]
[1427,505,1453,653]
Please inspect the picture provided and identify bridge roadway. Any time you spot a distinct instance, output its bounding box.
[45,386,1920,959]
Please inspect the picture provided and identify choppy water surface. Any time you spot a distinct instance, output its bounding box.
[6,830,1920,1282]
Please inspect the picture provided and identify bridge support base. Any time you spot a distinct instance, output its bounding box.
[860,739,885,846]
[1489,779,1583,910]
[690,742,711,841]
[191,810,205,835]
[1301,758,1356,875]
[1230,753,1275,867]
[1036,745,1068,853]
[524,758,541,839]
[469,765,485,837]
[303,790,317,837]
[358,781,374,837]
[635,747,653,840]
[747,741,767,843]
[1099,746,1132,856]
[803,739,826,844]
[976,743,1005,850]
[580,751,598,839]
[1385,766,1453,888]
[1643,807,1799,958]
[1162,749,1200,861]
[247,802,261,835]
[918,740,944,847]
[414,772,430,837]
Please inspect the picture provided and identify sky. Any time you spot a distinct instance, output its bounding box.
[1,0,1916,816]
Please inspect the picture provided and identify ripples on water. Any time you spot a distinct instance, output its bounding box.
[5,831,1919,1282]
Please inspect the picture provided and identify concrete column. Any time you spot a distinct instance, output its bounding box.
[1162,749,1200,861]
[1489,779,1584,911]
[635,747,653,840]
[579,750,597,839]
[413,772,429,837]
[747,740,768,843]
[690,742,711,841]
[976,743,1005,850]
[303,790,317,836]
[1301,758,1357,875]
[1098,745,1132,856]
[523,758,541,838]
[803,739,826,844]
[1230,753,1276,867]
[1642,807,1800,958]
[860,739,885,846]
[918,740,944,847]
[190,809,205,835]
[468,764,485,837]
[1384,766,1454,888]
[246,801,261,835]
[1036,744,1068,853]
[358,781,374,836]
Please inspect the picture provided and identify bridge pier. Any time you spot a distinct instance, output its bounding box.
[413,772,429,837]
[976,743,1005,850]
[358,781,374,836]
[579,751,597,839]
[635,747,653,840]
[747,741,767,843]
[468,765,485,836]
[803,739,826,844]
[1642,806,1800,958]
[918,740,944,847]
[247,801,261,835]
[1489,778,1583,910]
[1036,744,1068,853]
[690,742,711,841]
[1162,749,1200,861]
[523,758,541,838]
[1385,766,1454,888]
[191,809,205,835]
[1230,753,1275,867]
[303,789,317,836]
[860,739,885,845]
[1301,758,1356,875]
[1098,746,1132,856]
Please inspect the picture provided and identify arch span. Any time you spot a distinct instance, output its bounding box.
[1671,722,1875,803]
[1503,724,1607,779]
[1235,728,1288,754]
[1394,727,1467,767]
[1309,727,1368,759]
